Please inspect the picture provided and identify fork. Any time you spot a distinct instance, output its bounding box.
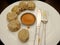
[41,10,48,45]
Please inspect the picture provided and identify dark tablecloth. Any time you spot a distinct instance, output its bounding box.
[0,0,60,13]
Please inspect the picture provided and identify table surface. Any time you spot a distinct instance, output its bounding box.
[0,0,60,13]
[0,0,60,45]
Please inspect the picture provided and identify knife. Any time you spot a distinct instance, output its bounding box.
[34,8,41,45]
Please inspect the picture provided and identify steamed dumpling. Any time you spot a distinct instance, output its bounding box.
[7,12,18,21]
[19,1,27,11]
[18,29,29,42]
[11,5,21,14]
[8,19,20,32]
[9,19,20,25]
[27,1,35,10]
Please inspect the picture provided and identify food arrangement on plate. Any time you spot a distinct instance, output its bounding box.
[7,1,36,43]
[0,1,60,45]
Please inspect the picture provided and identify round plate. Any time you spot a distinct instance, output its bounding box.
[0,1,60,45]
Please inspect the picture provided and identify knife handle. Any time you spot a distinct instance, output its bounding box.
[34,26,41,45]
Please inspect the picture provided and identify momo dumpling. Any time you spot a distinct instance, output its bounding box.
[8,20,20,32]
[27,1,35,10]
[11,5,21,14]
[18,29,29,42]
[19,1,27,11]
[7,12,17,21]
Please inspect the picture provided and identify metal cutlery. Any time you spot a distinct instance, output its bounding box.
[33,8,41,45]
[41,10,48,45]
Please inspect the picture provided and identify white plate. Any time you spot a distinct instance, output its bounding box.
[0,1,60,45]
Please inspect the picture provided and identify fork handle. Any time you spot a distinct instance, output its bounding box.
[42,24,46,45]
